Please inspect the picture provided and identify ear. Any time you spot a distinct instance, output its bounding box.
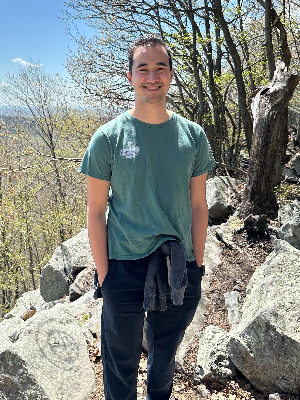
[170,68,174,82]
[127,71,133,86]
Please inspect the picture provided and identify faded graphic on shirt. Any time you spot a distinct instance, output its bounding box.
[120,141,140,159]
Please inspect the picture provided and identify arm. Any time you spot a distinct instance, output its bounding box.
[190,173,209,267]
[87,176,111,286]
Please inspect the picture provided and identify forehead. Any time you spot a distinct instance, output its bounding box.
[132,45,169,67]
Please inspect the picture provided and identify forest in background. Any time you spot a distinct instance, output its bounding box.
[1,0,300,317]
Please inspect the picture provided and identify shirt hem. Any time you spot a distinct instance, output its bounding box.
[78,168,111,181]
[191,160,216,177]
[109,236,196,262]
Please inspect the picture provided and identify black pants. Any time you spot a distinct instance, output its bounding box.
[100,255,203,400]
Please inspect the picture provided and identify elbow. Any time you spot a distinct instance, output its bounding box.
[192,203,209,216]
[87,205,107,223]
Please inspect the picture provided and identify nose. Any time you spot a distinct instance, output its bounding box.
[146,69,159,82]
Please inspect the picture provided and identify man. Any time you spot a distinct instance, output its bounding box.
[79,34,215,400]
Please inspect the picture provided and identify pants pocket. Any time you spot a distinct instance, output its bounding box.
[101,259,116,290]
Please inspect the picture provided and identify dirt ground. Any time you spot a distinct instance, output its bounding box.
[85,183,300,400]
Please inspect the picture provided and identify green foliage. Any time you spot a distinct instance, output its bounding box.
[275,183,300,203]
[0,69,107,315]
[62,0,300,166]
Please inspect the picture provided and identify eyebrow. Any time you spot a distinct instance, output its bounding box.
[136,62,168,68]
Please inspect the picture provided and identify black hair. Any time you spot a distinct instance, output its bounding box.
[128,34,172,74]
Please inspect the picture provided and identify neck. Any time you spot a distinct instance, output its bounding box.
[128,103,172,124]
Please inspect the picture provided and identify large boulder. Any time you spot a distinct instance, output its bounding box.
[206,177,239,222]
[40,229,94,302]
[227,239,300,395]
[0,304,95,400]
[290,153,300,176]
[278,200,300,225]
[277,200,300,249]
[195,325,236,385]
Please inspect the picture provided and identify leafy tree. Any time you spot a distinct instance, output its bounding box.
[62,0,300,217]
[0,67,107,316]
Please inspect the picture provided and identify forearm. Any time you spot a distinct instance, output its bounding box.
[191,206,209,267]
[87,212,109,286]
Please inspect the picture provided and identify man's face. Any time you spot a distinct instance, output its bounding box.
[127,45,173,106]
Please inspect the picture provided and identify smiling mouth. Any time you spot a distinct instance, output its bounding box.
[143,85,161,90]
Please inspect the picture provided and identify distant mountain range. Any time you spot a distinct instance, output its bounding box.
[0,106,29,115]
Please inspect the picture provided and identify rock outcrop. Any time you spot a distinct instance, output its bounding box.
[277,200,300,249]
[196,325,236,385]
[3,182,300,397]
[69,264,95,302]
[0,304,95,400]
[206,176,239,222]
[283,152,300,182]
[227,239,300,394]
[40,229,95,302]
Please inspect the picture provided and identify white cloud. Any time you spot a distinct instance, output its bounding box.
[12,58,43,68]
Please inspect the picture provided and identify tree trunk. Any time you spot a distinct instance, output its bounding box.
[239,61,300,218]
[274,106,289,186]
[265,0,276,80]
[212,0,253,151]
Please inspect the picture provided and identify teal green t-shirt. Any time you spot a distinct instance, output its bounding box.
[78,112,215,261]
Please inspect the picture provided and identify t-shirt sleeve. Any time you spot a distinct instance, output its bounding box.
[78,129,112,181]
[191,128,216,177]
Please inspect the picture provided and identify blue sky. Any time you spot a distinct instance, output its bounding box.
[0,0,91,83]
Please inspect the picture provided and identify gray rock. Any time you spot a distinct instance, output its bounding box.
[3,290,47,320]
[69,265,95,301]
[39,248,70,303]
[0,353,48,400]
[228,239,300,394]
[82,299,103,339]
[196,325,236,385]
[0,304,95,400]
[202,228,223,271]
[206,176,239,222]
[269,394,281,400]
[59,229,95,276]
[290,153,300,175]
[288,107,299,128]
[0,318,25,353]
[278,201,299,225]
[196,384,210,398]
[214,213,243,250]
[68,290,102,341]
[40,229,94,302]
[224,291,241,329]
[277,201,300,249]
[68,290,96,316]
[81,299,103,340]
[282,166,300,183]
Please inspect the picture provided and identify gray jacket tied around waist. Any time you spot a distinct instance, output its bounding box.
[143,240,188,311]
